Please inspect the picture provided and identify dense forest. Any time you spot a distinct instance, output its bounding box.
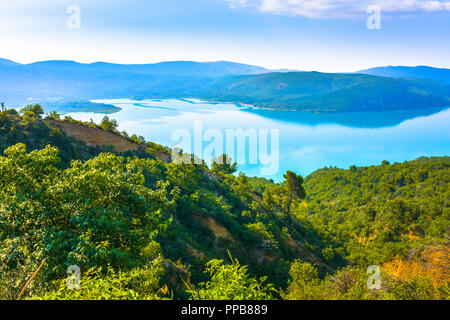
[0,105,448,300]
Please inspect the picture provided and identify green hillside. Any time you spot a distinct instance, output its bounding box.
[193,72,450,112]
[301,157,449,266]
[0,106,448,300]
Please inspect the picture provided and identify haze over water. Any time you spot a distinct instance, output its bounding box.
[65,99,450,182]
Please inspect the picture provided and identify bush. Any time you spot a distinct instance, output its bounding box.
[188,255,277,300]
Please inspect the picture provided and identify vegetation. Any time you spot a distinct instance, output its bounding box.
[188,253,276,300]
[0,107,448,300]
[297,157,449,267]
[33,260,167,300]
[190,72,450,112]
[41,101,121,114]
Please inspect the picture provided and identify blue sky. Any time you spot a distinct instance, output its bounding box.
[0,0,449,72]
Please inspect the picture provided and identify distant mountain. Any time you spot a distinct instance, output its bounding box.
[23,59,269,77]
[358,66,450,84]
[0,59,269,106]
[0,58,21,67]
[1,59,450,113]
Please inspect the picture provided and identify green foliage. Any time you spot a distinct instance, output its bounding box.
[211,154,237,175]
[100,116,119,133]
[0,144,176,298]
[33,258,166,300]
[19,104,44,127]
[47,111,61,120]
[188,255,277,300]
[20,104,44,117]
[0,112,448,301]
[284,260,449,300]
[245,222,278,248]
[43,101,121,114]
[0,109,104,165]
[283,261,383,300]
[282,261,321,300]
[381,276,449,300]
[130,134,146,144]
[281,171,306,215]
[295,157,450,267]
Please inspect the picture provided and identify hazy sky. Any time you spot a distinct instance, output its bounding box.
[1,0,449,72]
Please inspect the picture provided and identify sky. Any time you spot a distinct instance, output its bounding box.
[0,0,449,72]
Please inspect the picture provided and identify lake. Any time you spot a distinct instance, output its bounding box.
[64,99,450,182]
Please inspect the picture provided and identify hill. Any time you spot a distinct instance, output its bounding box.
[301,157,449,266]
[191,71,450,112]
[0,108,330,299]
[358,66,450,85]
[0,107,448,300]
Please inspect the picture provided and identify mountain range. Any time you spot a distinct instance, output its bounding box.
[1,58,449,113]
[358,66,450,84]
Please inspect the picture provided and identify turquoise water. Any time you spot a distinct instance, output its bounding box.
[65,99,450,181]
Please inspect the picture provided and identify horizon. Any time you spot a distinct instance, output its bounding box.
[1,56,449,74]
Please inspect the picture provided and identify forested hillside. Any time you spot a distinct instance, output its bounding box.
[0,106,448,300]
[191,72,450,112]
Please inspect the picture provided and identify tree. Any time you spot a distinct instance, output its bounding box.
[166,162,201,193]
[20,104,44,117]
[19,104,44,127]
[0,144,175,297]
[262,189,275,210]
[47,111,61,120]
[211,154,237,175]
[282,171,306,215]
[282,261,320,300]
[100,116,118,132]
